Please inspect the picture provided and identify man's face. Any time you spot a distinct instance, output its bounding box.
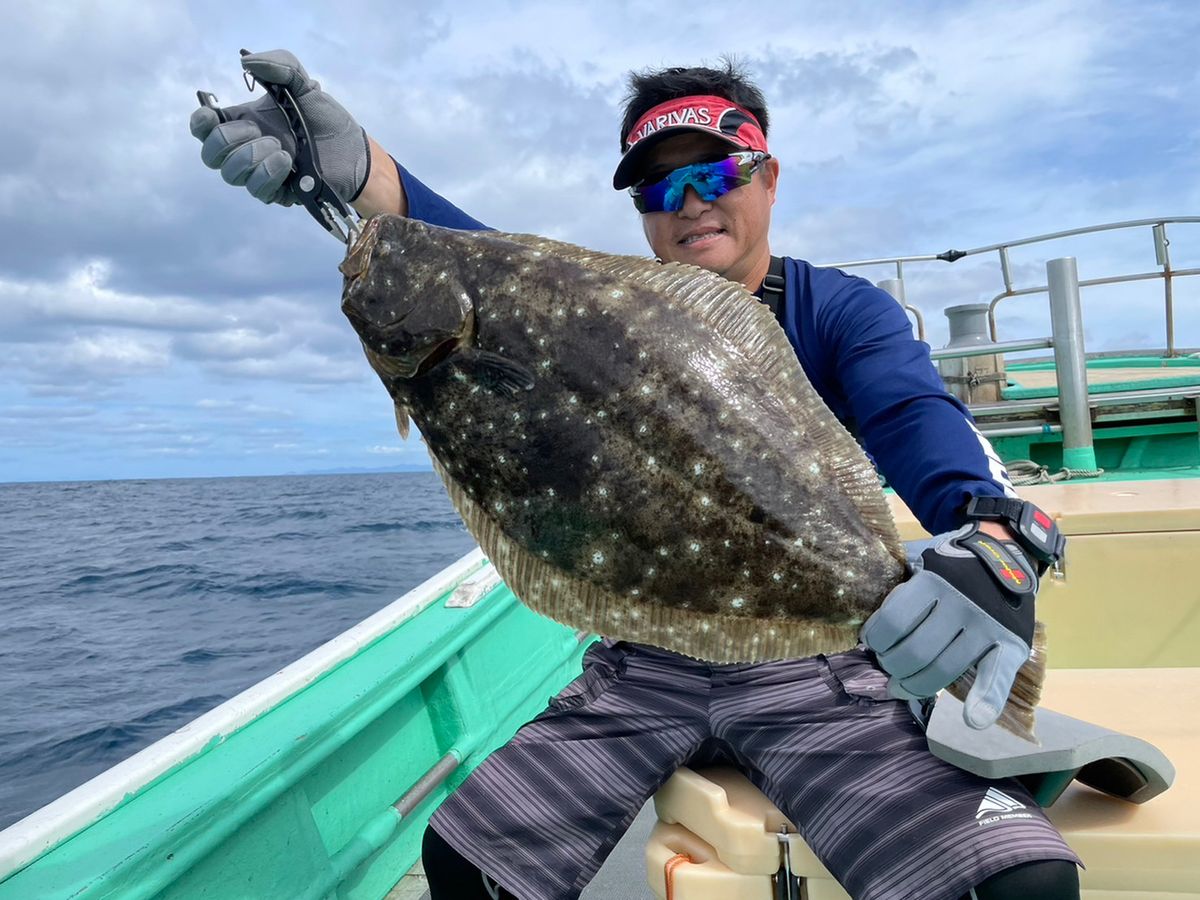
[635,132,779,291]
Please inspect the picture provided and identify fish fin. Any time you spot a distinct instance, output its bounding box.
[394,403,411,440]
[491,236,905,565]
[466,349,536,397]
[945,619,1046,743]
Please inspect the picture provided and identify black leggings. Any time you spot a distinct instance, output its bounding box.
[423,824,1079,900]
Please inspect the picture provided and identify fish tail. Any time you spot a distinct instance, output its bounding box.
[945,620,1046,744]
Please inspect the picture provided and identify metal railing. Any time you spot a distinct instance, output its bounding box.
[825,217,1200,358]
[821,217,1200,469]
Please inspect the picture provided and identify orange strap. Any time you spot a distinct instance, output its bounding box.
[664,852,695,900]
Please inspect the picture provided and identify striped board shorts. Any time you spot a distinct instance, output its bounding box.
[429,640,1080,900]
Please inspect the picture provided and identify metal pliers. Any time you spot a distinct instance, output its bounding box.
[196,50,362,246]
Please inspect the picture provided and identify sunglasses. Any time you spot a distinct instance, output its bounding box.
[629,151,770,213]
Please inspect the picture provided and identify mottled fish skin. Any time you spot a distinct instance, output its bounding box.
[341,215,907,662]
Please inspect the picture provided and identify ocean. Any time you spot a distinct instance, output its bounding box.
[0,472,476,830]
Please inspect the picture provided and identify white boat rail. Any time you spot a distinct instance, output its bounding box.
[824,216,1200,357]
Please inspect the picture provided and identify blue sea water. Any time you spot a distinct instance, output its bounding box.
[0,472,476,830]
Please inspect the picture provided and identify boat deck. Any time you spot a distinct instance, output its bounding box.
[1001,356,1200,403]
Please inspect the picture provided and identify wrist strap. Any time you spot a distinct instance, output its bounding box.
[965,495,1025,522]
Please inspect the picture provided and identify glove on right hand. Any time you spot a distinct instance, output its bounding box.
[190,49,370,206]
[861,523,1039,730]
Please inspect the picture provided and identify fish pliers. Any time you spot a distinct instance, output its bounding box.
[196,49,363,246]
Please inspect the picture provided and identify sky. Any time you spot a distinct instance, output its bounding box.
[1,0,1198,483]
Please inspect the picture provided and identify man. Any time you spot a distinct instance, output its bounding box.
[192,51,1081,900]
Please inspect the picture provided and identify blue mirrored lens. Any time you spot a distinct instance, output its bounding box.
[631,153,763,213]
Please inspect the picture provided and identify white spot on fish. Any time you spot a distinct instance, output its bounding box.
[645,567,656,577]
[592,550,605,565]
[699,495,711,507]
[568,395,578,405]
[730,597,745,609]
[576,307,586,316]
[493,501,506,513]
[638,350,648,361]
[640,384,653,395]
[837,588,845,597]
[540,359,552,369]
[772,572,783,582]
[689,541,701,553]
[638,424,648,434]
[657,546,670,557]
[597,486,608,497]
[630,588,641,597]
[693,462,705,476]
[610,289,624,299]
[546,488,556,497]
[555,308,566,318]
[792,537,804,548]
[646,456,657,468]
[809,462,820,475]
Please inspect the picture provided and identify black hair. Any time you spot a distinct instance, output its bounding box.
[619,57,769,151]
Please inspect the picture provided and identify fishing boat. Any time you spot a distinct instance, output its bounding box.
[1,218,1196,900]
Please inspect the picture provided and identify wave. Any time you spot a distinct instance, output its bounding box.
[344,519,464,534]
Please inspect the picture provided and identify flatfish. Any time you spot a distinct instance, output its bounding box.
[339,215,1043,737]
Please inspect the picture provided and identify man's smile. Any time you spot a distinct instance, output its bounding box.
[679,226,726,246]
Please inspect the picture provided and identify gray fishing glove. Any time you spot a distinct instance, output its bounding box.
[860,523,1038,729]
[189,49,370,206]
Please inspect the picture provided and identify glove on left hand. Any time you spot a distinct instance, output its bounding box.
[861,523,1038,729]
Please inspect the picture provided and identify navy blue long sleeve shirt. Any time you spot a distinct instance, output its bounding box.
[395,160,1015,535]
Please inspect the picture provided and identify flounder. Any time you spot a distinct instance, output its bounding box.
[339,215,1044,737]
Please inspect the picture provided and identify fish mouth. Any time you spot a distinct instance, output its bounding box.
[339,216,383,281]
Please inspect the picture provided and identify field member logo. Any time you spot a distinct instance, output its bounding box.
[975,788,1034,826]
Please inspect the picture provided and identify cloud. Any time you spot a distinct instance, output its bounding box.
[2,0,1198,482]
